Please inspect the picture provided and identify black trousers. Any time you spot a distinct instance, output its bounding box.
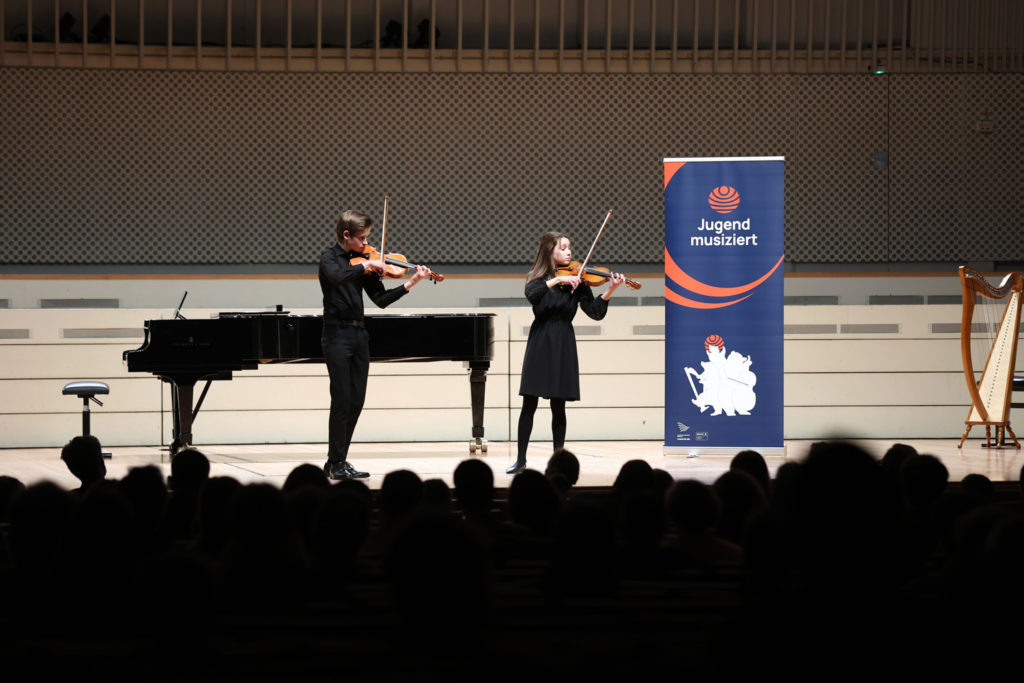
[322,323,369,464]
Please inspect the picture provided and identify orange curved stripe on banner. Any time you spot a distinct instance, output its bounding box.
[664,286,753,309]
[664,161,687,189]
[665,248,785,297]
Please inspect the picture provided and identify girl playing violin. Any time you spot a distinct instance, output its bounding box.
[507,231,626,475]
[319,210,430,480]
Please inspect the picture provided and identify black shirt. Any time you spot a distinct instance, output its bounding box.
[319,243,408,323]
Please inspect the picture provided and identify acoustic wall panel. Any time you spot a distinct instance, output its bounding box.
[2,68,1022,265]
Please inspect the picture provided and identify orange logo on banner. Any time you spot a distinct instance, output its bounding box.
[704,334,725,351]
[708,186,740,214]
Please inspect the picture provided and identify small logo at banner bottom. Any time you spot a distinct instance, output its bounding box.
[683,334,758,416]
[696,432,709,441]
[675,423,692,441]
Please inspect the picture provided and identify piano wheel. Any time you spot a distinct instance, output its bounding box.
[469,438,488,454]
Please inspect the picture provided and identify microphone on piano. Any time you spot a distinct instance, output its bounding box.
[174,291,188,320]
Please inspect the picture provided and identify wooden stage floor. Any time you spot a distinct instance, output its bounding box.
[2,437,1022,490]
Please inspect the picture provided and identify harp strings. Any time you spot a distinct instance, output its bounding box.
[969,278,1005,388]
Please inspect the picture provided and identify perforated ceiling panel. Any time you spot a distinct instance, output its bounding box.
[2,68,1021,265]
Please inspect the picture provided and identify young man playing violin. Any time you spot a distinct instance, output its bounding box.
[319,209,430,480]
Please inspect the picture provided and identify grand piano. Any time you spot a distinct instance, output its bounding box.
[123,312,495,457]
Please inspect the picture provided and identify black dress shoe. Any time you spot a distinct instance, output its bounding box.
[325,461,349,480]
[341,461,369,478]
[505,460,526,475]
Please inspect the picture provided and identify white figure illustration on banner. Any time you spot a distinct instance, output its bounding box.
[684,334,757,416]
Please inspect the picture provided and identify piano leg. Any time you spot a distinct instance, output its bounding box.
[161,373,227,458]
[170,381,196,458]
[468,362,488,454]
[167,381,181,452]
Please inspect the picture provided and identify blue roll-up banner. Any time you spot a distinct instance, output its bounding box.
[663,157,785,455]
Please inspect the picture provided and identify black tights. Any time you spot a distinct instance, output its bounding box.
[516,395,566,463]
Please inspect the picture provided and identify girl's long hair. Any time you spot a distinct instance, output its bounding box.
[526,231,569,282]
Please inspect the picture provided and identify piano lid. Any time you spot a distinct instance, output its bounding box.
[124,312,495,372]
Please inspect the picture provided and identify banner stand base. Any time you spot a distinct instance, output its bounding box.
[663,445,787,459]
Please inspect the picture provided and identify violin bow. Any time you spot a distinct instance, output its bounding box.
[379,195,390,259]
[376,195,441,284]
[577,209,613,277]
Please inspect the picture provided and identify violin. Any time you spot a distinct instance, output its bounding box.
[350,244,445,283]
[556,261,641,290]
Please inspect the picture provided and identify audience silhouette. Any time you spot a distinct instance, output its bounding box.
[2,438,1021,677]
[59,434,106,494]
[162,447,211,543]
[729,448,772,496]
[712,468,768,546]
[545,447,580,498]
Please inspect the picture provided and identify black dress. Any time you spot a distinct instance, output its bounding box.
[519,277,609,401]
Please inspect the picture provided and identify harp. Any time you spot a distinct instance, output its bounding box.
[957,266,1024,448]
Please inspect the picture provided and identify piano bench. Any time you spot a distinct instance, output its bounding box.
[62,381,110,401]
[62,381,112,458]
